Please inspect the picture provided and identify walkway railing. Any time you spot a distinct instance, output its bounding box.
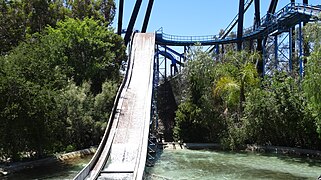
[156,3,321,46]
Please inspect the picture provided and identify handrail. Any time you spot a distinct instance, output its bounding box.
[156,3,321,45]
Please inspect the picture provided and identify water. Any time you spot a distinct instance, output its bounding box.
[2,155,92,180]
[145,149,321,180]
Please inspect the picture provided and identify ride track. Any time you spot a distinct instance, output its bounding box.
[73,2,321,180]
[155,3,321,46]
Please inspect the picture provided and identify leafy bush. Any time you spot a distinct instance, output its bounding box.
[46,17,126,93]
[57,81,117,150]
[0,0,116,55]
[173,47,225,143]
[0,17,125,160]
[304,21,321,136]
[172,48,321,150]
[242,73,319,149]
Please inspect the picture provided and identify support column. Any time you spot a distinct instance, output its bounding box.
[117,0,124,35]
[303,0,310,66]
[254,0,261,28]
[124,0,143,45]
[289,28,293,72]
[237,0,245,51]
[184,46,187,62]
[165,46,167,80]
[274,35,278,69]
[215,44,219,54]
[254,0,262,52]
[262,38,267,76]
[298,23,304,78]
[156,45,160,77]
[222,44,225,54]
[179,56,182,72]
[268,0,278,14]
[142,0,154,33]
[291,0,296,61]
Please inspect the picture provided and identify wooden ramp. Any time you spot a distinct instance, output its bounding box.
[74,33,155,180]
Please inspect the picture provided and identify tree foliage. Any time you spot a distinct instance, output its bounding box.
[0,15,125,160]
[304,19,321,135]
[174,47,225,143]
[173,46,321,150]
[213,51,260,113]
[46,17,126,93]
[242,73,318,149]
[0,0,116,55]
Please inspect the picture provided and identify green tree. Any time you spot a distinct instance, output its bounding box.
[174,47,224,142]
[0,17,125,160]
[46,17,126,94]
[0,0,116,55]
[213,51,260,114]
[243,73,319,149]
[304,18,321,135]
[70,0,115,25]
[0,0,26,54]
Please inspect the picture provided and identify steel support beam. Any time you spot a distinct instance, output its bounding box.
[289,28,293,72]
[263,0,278,47]
[179,56,182,72]
[117,0,124,35]
[298,22,304,78]
[302,0,309,27]
[254,0,261,28]
[303,0,309,25]
[156,45,160,75]
[237,0,245,51]
[263,38,267,76]
[254,0,262,51]
[274,35,278,69]
[165,46,167,80]
[303,0,310,64]
[124,0,143,45]
[215,44,219,54]
[254,0,264,76]
[184,46,187,62]
[268,0,278,14]
[142,0,154,33]
[291,0,296,64]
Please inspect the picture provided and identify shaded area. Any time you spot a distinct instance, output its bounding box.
[157,80,178,142]
[3,155,92,180]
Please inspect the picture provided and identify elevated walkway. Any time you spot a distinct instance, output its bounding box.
[74,33,155,180]
[156,3,321,46]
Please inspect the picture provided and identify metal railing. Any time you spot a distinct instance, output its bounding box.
[156,3,321,45]
[160,33,219,43]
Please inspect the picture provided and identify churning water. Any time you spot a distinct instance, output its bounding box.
[145,149,321,180]
[3,149,321,179]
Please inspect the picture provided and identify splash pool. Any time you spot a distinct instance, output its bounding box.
[145,149,321,180]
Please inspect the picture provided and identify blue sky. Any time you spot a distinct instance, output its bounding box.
[112,0,320,36]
